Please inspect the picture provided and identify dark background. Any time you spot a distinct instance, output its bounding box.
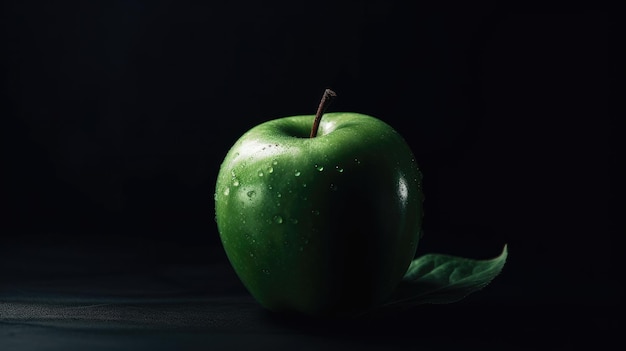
[0,2,618,350]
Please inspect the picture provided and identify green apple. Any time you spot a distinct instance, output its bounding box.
[214,90,424,317]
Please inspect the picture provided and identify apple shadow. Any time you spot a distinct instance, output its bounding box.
[260,303,500,346]
[259,301,615,349]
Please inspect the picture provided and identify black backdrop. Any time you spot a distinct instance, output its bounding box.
[0,2,618,347]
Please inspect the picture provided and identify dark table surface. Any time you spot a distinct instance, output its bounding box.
[1,240,620,351]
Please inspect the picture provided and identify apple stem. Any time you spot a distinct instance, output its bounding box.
[310,88,337,138]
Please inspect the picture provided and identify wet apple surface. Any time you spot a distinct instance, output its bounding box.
[214,112,424,317]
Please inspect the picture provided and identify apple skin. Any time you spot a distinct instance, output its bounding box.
[215,112,424,317]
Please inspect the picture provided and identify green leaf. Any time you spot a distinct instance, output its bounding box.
[382,244,508,309]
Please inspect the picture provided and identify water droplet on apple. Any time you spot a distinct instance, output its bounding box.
[258,171,264,177]
[294,170,301,177]
[276,192,282,198]
[273,215,283,224]
[312,209,320,216]
[302,183,307,187]
[223,187,230,196]
[262,269,270,275]
[354,158,361,164]
[267,166,274,174]
[247,190,256,198]
[335,166,344,173]
[250,253,254,257]
[315,165,324,172]
[289,218,299,224]
[330,183,338,191]
[232,178,240,187]
[268,185,273,190]
[272,159,278,165]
